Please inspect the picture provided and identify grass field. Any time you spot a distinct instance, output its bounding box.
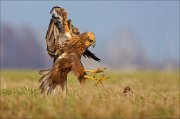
[0,70,179,118]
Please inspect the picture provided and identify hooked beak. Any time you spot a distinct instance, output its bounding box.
[50,9,58,17]
[92,43,96,48]
[50,9,63,32]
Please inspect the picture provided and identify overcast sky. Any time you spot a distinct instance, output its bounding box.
[1,1,179,63]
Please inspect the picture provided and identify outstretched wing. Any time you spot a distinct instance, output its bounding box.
[45,8,70,58]
[83,49,101,62]
[45,19,60,57]
[67,20,101,62]
[46,7,101,62]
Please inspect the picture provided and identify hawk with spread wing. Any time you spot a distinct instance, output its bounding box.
[45,6,100,62]
[39,6,106,95]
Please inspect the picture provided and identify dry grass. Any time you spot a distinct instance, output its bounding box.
[0,70,179,118]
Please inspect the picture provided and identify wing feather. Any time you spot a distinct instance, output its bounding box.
[46,8,100,63]
[83,49,101,62]
[46,17,69,57]
[67,20,101,62]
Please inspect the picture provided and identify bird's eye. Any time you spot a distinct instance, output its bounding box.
[89,39,93,42]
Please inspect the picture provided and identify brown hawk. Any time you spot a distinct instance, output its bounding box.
[39,6,105,95]
[45,6,100,63]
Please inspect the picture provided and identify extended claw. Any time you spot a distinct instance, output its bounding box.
[85,67,107,78]
[95,75,110,86]
[85,67,106,74]
[96,67,107,73]
[84,75,96,80]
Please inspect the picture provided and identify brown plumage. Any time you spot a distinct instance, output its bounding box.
[46,6,100,62]
[39,7,102,95]
[40,30,96,95]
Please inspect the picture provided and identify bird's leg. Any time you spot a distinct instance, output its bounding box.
[95,75,110,86]
[78,74,86,84]
[83,74,110,86]
[95,75,104,86]
[85,68,105,73]
[85,67,106,78]
[84,75,96,81]
[85,70,97,78]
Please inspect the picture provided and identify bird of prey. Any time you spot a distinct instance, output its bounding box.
[45,6,100,63]
[39,6,106,95]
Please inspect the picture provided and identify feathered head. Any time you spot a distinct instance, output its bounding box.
[50,6,67,21]
[79,32,96,48]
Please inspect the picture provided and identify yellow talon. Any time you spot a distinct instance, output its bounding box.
[84,68,109,86]
[95,75,110,86]
[84,75,96,80]
[85,67,107,78]
[85,67,106,73]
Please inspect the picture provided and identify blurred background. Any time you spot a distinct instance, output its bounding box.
[0,1,179,70]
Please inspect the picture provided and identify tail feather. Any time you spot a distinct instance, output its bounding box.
[47,84,56,95]
[39,79,50,93]
[39,69,51,75]
[39,73,50,82]
[39,67,69,95]
[39,68,66,95]
[39,69,59,95]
